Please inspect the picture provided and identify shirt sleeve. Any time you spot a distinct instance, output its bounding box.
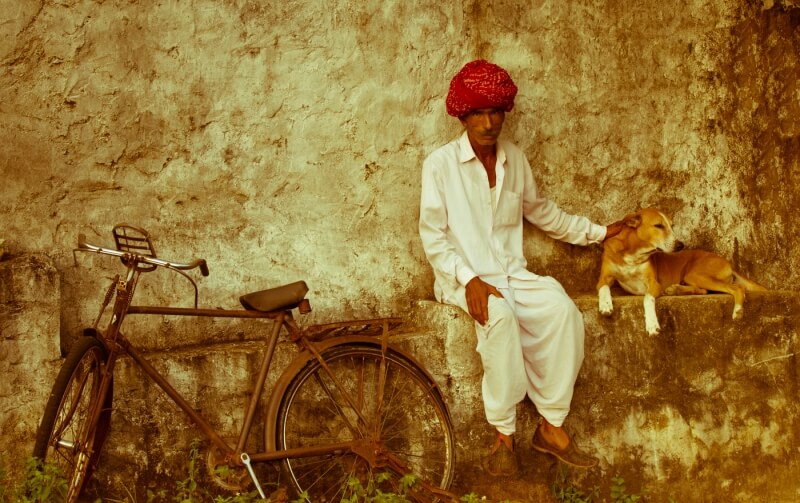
[520,157,606,245]
[418,157,477,288]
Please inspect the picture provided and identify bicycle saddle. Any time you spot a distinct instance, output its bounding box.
[240,281,309,312]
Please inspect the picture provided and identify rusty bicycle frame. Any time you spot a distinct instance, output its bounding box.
[69,224,455,501]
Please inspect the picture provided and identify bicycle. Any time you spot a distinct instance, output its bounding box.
[33,224,456,502]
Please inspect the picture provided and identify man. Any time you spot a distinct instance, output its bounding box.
[419,59,622,476]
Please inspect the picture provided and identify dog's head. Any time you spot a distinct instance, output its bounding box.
[620,208,683,254]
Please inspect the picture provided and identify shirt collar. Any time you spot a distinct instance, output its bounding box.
[457,131,476,163]
[457,131,507,166]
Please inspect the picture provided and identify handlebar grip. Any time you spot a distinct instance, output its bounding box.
[199,260,209,277]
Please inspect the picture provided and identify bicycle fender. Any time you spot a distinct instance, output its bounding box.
[263,334,448,452]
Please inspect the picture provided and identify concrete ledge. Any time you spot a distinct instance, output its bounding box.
[92,292,799,502]
[2,257,798,501]
[402,292,800,502]
[0,254,61,481]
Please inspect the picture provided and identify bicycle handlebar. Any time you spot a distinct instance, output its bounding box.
[77,233,210,277]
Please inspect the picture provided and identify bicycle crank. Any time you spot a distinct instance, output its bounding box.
[205,440,252,492]
[241,453,266,499]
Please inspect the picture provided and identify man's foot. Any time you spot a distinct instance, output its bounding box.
[483,432,518,476]
[532,423,598,469]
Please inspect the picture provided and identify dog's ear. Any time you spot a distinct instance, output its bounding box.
[623,213,642,228]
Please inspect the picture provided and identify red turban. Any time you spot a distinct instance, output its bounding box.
[445,60,518,117]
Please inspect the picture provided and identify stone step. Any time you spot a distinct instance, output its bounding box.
[404,292,800,502]
[87,291,799,502]
[2,255,797,501]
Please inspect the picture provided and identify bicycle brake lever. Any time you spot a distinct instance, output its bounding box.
[72,234,88,267]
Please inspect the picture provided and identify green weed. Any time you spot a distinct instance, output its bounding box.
[0,457,67,503]
[145,439,261,503]
[610,474,641,503]
[551,465,600,503]
[0,455,675,503]
[551,466,659,503]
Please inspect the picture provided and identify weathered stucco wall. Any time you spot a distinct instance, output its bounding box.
[1,1,798,351]
[1,0,799,498]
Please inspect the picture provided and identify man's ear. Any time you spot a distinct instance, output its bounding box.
[624,213,642,228]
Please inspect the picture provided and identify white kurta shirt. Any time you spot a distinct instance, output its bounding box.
[419,131,607,305]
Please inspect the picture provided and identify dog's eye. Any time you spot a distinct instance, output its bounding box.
[655,224,665,229]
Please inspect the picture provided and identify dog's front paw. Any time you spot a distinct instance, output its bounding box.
[644,294,660,335]
[598,286,614,316]
[663,284,678,295]
[732,304,743,320]
[599,300,614,316]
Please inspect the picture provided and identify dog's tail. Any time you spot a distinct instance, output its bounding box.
[733,271,767,292]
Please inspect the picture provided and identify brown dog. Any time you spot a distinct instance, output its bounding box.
[597,208,766,335]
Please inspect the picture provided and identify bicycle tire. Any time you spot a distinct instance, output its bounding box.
[33,335,113,503]
[275,343,455,502]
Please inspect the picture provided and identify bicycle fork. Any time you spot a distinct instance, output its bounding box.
[71,275,129,481]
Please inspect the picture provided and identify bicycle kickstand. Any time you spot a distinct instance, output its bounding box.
[240,453,266,499]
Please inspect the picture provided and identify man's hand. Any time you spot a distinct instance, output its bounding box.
[465,277,502,325]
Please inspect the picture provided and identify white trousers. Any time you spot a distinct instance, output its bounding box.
[451,276,585,435]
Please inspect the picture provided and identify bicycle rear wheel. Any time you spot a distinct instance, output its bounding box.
[275,343,455,502]
[33,335,113,503]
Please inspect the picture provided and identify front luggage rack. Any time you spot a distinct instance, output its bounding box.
[113,224,157,271]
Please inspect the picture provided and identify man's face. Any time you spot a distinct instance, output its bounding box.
[460,108,505,148]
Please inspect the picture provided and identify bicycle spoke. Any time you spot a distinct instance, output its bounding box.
[292,453,367,501]
[276,344,454,501]
[51,366,95,469]
[312,371,363,438]
[51,365,91,444]
[34,336,111,503]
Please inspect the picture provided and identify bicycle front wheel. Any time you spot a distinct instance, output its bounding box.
[33,335,113,502]
[276,343,455,502]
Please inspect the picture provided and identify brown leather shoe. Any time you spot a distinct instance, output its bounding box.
[483,434,518,476]
[532,426,598,468]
